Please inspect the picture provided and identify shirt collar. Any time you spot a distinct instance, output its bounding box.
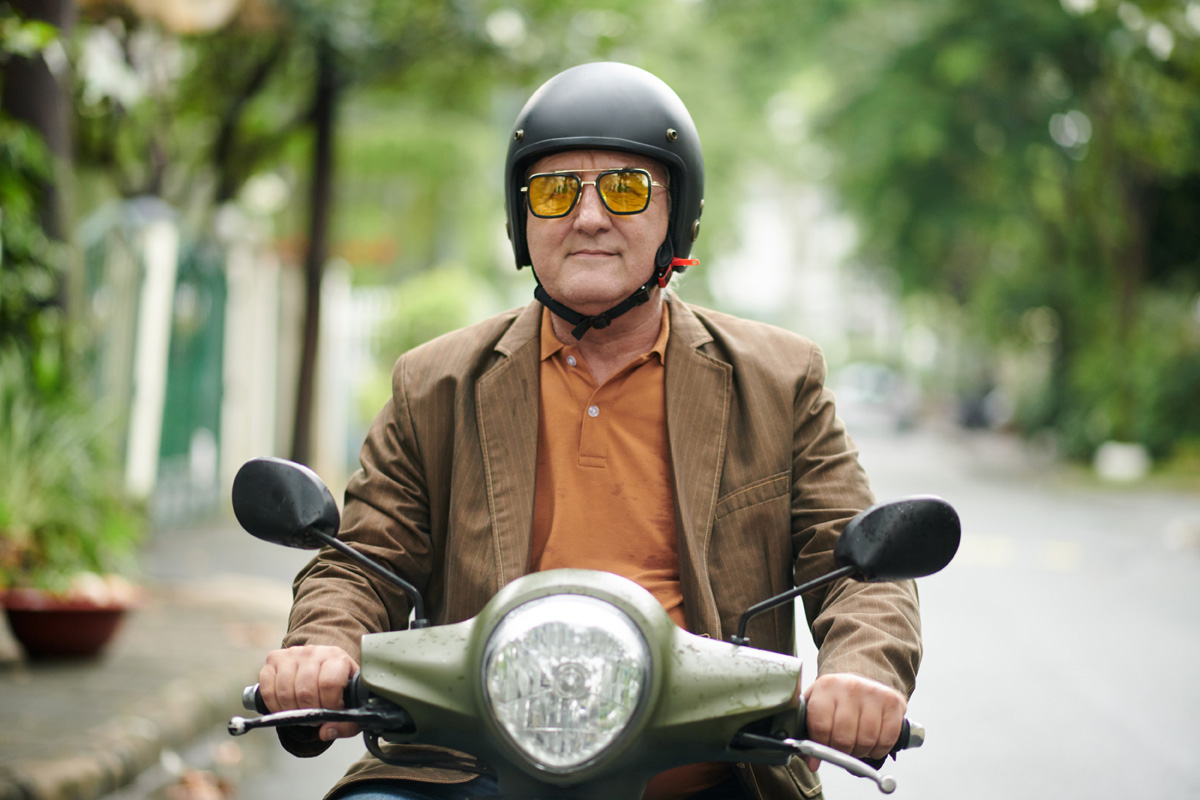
[539,304,671,362]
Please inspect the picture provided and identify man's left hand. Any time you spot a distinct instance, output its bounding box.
[801,673,907,772]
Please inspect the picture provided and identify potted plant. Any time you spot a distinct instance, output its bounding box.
[0,347,146,659]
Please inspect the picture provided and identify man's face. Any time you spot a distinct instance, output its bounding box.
[525,149,669,317]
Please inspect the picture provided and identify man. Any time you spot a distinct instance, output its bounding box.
[258,62,921,800]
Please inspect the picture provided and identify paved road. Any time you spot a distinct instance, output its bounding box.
[810,427,1200,799]
[125,427,1200,800]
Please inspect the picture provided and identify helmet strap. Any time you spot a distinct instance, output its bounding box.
[533,240,695,341]
[532,237,700,340]
[534,278,654,341]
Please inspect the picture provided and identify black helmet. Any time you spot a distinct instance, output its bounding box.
[505,62,704,271]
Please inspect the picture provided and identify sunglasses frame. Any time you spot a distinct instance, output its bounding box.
[521,168,667,219]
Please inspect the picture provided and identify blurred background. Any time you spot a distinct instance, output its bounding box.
[1,0,1199,798]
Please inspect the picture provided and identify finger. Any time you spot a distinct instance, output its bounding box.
[317,653,356,710]
[870,699,906,761]
[857,681,906,760]
[828,697,860,756]
[853,698,884,759]
[320,721,360,741]
[271,649,302,712]
[804,684,836,746]
[258,654,280,713]
[293,651,323,710]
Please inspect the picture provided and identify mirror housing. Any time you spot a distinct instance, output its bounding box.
[834,495,960,582]
[232,457,340,550]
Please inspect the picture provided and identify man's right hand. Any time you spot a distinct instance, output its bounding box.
[259,645,361,741]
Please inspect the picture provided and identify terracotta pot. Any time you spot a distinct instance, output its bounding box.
[2,589,131,659]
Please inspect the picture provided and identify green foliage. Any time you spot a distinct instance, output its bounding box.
[58,0,1198,469]
[0,117,62,350]
[0,348,145,593]
[796,0,1200,461]
[358,265,505,422]
[1,8,144,592]
[0,9,56,58]
[1,7,62,354]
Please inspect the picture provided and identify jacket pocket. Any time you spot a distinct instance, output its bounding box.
[710,472,793,648]
[715,472,790,520]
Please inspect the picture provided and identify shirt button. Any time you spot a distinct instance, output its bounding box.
[587,405,599,418]
[566,355,577,367]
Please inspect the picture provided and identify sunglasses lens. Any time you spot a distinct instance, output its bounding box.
[598,170,651,213]
[527,174,580,217]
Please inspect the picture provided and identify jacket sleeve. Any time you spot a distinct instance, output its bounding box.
[274,356,433,757]
[282,353,432,660]
[789,345,922,697]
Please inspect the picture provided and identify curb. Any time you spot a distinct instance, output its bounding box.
[0,668,248,800]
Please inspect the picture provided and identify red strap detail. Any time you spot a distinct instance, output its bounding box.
[660,257,699,288]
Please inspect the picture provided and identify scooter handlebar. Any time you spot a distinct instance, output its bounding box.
[242,671,364,714]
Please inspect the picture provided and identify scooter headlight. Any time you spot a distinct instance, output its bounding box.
[482,594,650,773]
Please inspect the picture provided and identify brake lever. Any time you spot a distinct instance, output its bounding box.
[228,700,413,737]
[782,738,897,794]
[733,732,897,794]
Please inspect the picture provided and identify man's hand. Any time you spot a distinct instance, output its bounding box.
[801,673,907,772]
[259,645,361,741]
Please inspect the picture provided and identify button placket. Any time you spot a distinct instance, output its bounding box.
[579,386,608,467]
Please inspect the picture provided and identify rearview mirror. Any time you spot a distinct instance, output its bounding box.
[834,495,960,582]
[231,457,340,550]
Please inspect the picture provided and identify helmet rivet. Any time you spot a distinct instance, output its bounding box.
[666,128,678,142]
[691,220,701,241]
[514,129,524,142]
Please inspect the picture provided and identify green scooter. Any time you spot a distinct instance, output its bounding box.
[227,458,959,797]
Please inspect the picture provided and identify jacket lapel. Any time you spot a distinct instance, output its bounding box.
[476,302,542,590]
[474,297,734,632]
[664,297,732,637]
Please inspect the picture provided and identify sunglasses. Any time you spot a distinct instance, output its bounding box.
[522,168,667,218]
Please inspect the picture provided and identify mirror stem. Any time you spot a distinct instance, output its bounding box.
[731,565,856,646]
[311,530,429,628]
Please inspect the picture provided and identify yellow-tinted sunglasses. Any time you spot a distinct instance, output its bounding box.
[522,168,666,218]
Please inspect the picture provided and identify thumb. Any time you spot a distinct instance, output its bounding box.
[320,722,360,741]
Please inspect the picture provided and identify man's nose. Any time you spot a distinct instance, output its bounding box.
[572,183,612,229]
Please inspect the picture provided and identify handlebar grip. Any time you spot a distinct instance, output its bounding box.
[242,672,364,714]
[243,684,269,713]
[860,718,923,770]
[894,718,925,752]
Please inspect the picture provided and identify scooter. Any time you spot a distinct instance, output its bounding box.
[226,457,959,797]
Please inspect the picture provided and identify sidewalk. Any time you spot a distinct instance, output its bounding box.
[0,519,310,800]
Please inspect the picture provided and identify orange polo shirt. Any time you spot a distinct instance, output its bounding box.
[531,306,730,800]
[530,306,683,626]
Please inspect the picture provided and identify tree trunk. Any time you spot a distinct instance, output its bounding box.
[1,0,76,301]
[290,38,337,466]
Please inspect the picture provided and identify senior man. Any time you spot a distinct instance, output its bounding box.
[258,62,922,800]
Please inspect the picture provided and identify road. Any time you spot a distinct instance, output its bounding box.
[809,427,1200,799]
[143,426,1200,799]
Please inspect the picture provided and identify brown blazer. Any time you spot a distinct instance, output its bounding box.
[283,296,922,800]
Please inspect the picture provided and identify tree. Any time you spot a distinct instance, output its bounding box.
[1,0,74,325]
[794,0,1200,459]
